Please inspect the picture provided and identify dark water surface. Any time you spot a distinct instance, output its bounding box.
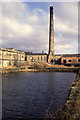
[2,72,76,119]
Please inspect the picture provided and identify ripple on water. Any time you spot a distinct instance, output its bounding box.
[2,72,76,118]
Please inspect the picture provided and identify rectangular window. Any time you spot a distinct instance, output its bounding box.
[68,60,71,62]
[44,56,45,61]
[78,59,80,62]
[63,60,66,64]
[25,56,27,61]
[38,56,39,61]
[41,56,42,61]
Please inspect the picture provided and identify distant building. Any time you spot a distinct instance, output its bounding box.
[61,54,80,66]
[0,48,25,67]
[25,52,47,63]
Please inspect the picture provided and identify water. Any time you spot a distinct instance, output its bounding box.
[2,72,76,119]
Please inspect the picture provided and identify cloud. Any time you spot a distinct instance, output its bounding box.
[2,2,48,53]
[53,2,78,54]
[3,17,34,37]
[55,40,78,54]
[1,2,78,54]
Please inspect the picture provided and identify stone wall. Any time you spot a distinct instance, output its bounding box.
[44,71,80,120]
[0,49,2,68]
[0,48,25,67]
[26,54,47,63]
[59,71,80,119]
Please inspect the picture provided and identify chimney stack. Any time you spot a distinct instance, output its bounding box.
[48,6,54,63]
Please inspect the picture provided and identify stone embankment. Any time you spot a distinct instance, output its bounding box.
[62,71,80,119]
[45,71,80,120]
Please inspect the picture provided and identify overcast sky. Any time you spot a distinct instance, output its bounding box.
[1,2,78,54]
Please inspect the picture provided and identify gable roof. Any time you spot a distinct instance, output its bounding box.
[62,54,80,57]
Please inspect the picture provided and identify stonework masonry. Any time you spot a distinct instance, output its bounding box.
[26,54,47,63]
[48,6,54,63]
[0,48,25,67]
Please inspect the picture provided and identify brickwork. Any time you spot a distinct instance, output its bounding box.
[48,6,54,63]
[61,56,80,65]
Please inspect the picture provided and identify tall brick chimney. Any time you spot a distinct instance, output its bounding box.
[48,6,54,63]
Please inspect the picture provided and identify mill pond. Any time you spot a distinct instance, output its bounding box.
[2,72,76,119]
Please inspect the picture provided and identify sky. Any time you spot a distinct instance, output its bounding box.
[0,2,78,54]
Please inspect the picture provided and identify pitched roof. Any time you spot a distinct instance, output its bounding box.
[62,54,80,57]
[25,52,47,55]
